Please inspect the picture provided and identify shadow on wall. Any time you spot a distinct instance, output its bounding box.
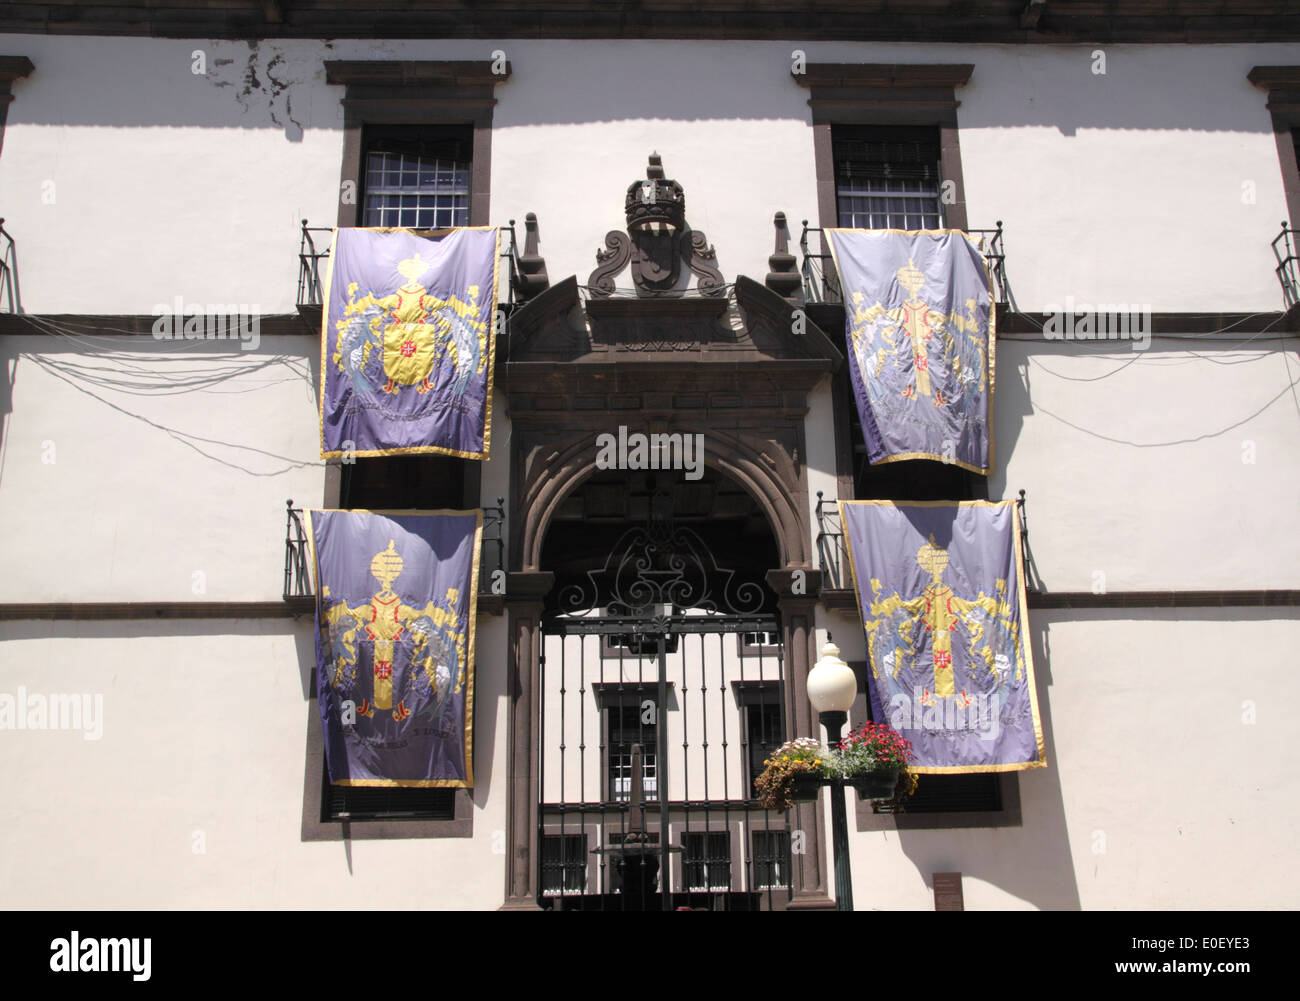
[890,615,1083,909]
[0,351,15,492]
[6,39,1281,134]
[986,348,1034,513]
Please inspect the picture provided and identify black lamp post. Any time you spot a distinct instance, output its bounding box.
[805,638,859,912]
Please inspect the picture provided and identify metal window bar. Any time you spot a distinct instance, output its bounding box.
[0,218,16,314]
[684,832,732,892]
[539,606,788,909]
[799,220,1007,306]
[540,834,588,897]
[1273,221,1300,309]
[610,707,658,802]
[362,151,470,230]
[297,218,524,311]
[752,830,791,890]
[836,179,943,231]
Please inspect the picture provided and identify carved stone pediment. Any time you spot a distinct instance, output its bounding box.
[508,275,842,369]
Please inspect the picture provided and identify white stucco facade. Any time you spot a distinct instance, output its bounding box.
[0,31,1297,910]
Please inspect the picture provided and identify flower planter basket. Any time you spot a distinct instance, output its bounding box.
[850,769,900,801]
[789,774,823,802]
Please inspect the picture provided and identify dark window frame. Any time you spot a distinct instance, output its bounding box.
[751,829,793,891]
[0,57,34,161]
[795,63,974,504]
[733,681,786,799]
[540,833,590,898]
[300,701,473,841]
[682,831,733,893]
[359,122,473,230]
[321,60,510,514]
[797,68,1014,827]
[833,124,945,231]
[1249,67,1300,228]
[602,700,660,804]
[592,683,673,804]
[303,62,509,841]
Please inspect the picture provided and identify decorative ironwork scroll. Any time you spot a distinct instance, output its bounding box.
[555,491,766,623]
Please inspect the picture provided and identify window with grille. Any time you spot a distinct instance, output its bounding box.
[683,832,732,892]
[738,630,780,650]
[874,772,1003,815]
[834,125,943,230]
[360,124,471,230]
[745,699,784,798]
[341,453,466,510]
[540,834,588,897]
[751,830,791,890]
[320,766,455,822]
[608,703,658,802]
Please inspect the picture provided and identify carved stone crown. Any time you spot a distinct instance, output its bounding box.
[589,152,725,298]
[624,153,686,233]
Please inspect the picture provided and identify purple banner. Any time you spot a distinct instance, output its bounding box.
[826,229,993,474]
[321,227,498,459]
[839,500,1045,773]
[308,508,481,787]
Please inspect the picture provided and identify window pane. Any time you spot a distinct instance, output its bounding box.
[609,704,657,801]
[361,144,473,229]
[753,831,790,889]
[684,832,731,891]
[541,834,587,896]
[833,126,943,230]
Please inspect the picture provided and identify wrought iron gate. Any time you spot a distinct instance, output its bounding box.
[537,505,794,911]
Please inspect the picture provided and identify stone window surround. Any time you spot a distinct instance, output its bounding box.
[1249,66,1300,228]
[304,59,510,841]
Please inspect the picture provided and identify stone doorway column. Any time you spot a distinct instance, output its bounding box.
[499,570,553,910]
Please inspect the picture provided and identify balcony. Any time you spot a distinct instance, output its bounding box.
[282,499,507,613]
[798,219,1007,309]
[0,218,17,313]
[296,214,548,325]
[814,490,1036,605]
[1273,221,1299,309]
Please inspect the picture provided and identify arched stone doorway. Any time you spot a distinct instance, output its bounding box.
[536,466,784,909]
[497,272,842,909]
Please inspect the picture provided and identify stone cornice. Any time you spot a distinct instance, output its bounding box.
[795,63,974,91]
[0,56,34,88]
[10,5,1300,44]
[324,59,510,89]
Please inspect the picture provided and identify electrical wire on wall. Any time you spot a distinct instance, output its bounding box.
[8,314,322,477]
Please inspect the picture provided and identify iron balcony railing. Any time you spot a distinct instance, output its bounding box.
[0,218,16,314]
[282,498,507,601]
[814,489,1036,594]
[298,219,527,311]
[814,491,847,591]
[1273,221,1299,309]
[799,220,1007,306]
[284,500,311,600]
